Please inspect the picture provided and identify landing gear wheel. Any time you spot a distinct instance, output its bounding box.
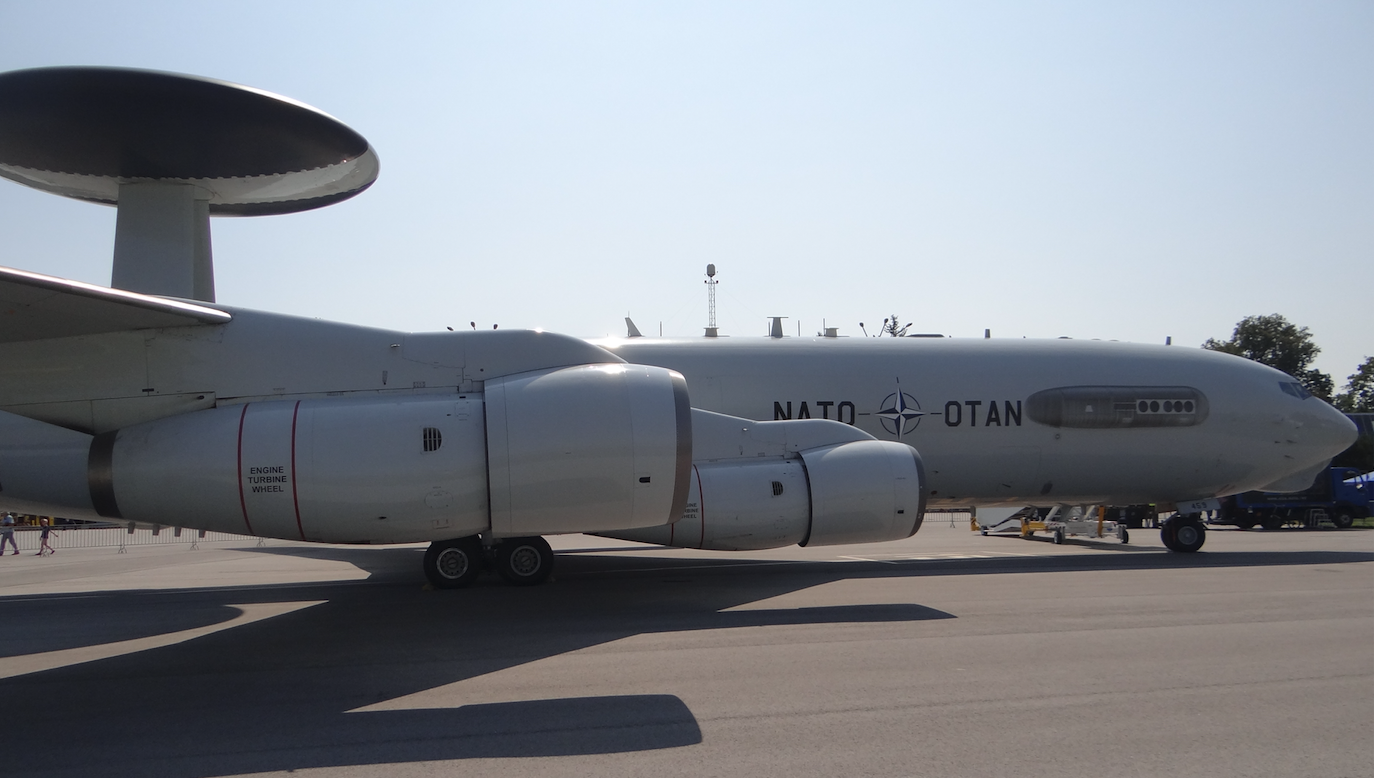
[1119,528,1130,544]
[494,536,554,586]
[1161,517,1205,553]
[1332,512,1354,530]
[1052,528,1065,545]
[424,536,484,589]
[1161,522,1178,551]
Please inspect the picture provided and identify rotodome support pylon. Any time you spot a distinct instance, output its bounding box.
[0,66,380,302]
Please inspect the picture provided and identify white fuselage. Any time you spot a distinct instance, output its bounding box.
[605,336,1353,506]
[0,310,1356,527]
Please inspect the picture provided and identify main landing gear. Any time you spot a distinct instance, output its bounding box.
[1160,515,1206,553]
[422,535,555,589]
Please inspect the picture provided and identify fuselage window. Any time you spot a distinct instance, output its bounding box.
[1028,386,1208,429]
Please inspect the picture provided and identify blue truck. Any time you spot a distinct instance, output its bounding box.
[1219,466,1371,530]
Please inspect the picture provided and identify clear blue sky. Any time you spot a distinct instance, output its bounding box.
[1,2,1369,385]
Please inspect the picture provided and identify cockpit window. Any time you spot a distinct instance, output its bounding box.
[1278,381,1312,400]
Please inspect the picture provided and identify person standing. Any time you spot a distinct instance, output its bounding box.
[0,513,17,555]
[37,517,55,556]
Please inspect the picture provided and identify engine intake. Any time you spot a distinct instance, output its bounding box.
[800,439,926,546]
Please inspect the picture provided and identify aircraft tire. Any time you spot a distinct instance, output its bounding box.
[1331,511,1354,529]
[494,536,555,586]
[1052,528,1064,545]
[1160,522,1178,551]
[1162,517,1205,553]
[423,536,484,589]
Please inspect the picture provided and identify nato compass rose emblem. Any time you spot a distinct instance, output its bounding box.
[877,383,924,439]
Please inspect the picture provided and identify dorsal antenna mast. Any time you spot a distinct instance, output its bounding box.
[704,263,719,338]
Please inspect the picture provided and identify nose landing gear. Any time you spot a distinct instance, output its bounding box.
[1161,515,1206,553]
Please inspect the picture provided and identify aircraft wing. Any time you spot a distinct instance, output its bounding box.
[0,265,230,343]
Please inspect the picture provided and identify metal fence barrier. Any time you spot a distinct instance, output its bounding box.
[0,510,985,555]
[927,510,973,527]
[1,524,255,554]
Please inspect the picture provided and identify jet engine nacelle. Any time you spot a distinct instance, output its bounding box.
[2,363,692,543]
[92,394,493,543]
[602,438,927,551]
[484,363,691,537]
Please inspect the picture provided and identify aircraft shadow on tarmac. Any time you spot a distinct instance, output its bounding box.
[0,542,1368,778]
[0,545,955,778]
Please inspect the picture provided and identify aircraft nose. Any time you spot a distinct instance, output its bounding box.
[1308,399,1359,456]
[1248,394,1356,493]
[1283,395,1358,469]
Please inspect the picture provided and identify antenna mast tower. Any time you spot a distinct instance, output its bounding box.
[704,264,719,338]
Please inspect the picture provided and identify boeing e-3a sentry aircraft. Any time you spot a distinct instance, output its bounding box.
[0,67,1356,588]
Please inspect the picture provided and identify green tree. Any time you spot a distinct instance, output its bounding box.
[881,314,911,337]
[1334,356,1374,413]
[1202,314,1333,400]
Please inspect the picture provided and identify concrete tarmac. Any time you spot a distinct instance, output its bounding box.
[1,522,1370,778]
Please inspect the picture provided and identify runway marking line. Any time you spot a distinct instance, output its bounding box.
[837,552,1036,563]
[570,559,799,576]
[565,550,1038,575]
[0,600,323,680]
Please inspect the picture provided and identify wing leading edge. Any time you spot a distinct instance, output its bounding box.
[0,265,231,343]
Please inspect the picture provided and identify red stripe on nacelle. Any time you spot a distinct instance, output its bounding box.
[290,401,305,541]
[235,404,254,535]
